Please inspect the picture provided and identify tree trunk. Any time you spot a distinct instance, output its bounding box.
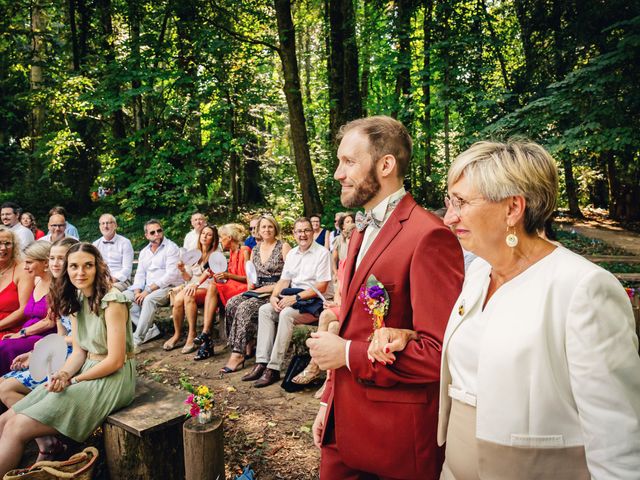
[442,1,451,166]
[274,0,323,215]
[479,0,511,92]
[327,0,363,148]
[30,0,46,148]
[421,0,434,204]
[562,155,582,217]
[393,0,414,130]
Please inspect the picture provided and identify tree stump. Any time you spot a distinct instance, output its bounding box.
[183,416,225,480]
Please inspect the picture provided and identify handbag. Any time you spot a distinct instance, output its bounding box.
[280,288,324,316]
[280,353,311,393]
[3,447,99,480]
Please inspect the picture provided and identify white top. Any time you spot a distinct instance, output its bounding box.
[11,223,34,250]
[130,238,181,290]
[41,233,78,242]
[438,247,640,479]
[281,241,332,293]
[183,230,198,250]
[93,233,134,283]
[355,187,406,268]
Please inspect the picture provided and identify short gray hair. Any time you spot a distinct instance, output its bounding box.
[448,140,558,234]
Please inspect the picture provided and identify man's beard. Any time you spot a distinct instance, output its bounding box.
[341,164,381,209]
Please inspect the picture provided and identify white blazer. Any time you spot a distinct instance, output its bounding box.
[437,247,640,480]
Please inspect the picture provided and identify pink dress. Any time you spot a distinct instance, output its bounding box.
[216,247,249,306]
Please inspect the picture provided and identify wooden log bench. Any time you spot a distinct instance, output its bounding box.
[103,378,186,480]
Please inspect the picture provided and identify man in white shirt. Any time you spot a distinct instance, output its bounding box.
[93,213,134,291]
[0,202,34,250]
[41,213,78,243]
[242,217,332,388]
[125,219,181,347]
[183,212,206,251]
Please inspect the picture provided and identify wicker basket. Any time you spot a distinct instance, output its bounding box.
[3,446,99,480]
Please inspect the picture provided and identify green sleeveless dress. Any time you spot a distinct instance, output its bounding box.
[13,288,136,442]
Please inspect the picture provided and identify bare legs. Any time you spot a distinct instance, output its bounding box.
[166,291,186,349]
[201,283,219,335]
[0,409,58,477]
[0,379,30,409]
[293,309,339,385]
[183,294,198,348]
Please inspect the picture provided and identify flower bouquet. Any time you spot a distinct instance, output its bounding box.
[181,377,214,424]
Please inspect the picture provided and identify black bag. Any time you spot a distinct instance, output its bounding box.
[280,354,311,393]
[280,288,324,316]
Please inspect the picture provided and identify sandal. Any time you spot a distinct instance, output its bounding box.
[292,363,321,385]
[181,343,197,354]
[194,342,214,361]
[36,436,68,462]
[193,331,211,347]
[162,338,180,351]
[219,360,245,376]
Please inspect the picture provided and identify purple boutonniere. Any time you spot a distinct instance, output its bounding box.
[357,274,390,337]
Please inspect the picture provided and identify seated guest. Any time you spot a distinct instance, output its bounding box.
[331,212,355,278]
[93,214,134,291]
[221,215,291,374]
[164,225,219,353]
[310,214,330,249]
[242,217,331,388]
[0,228,34,335]
[193,224,250,361]
[1,202,34,250]
[243,215,261,250]
[47,206,79,240]
[0,238,78,464]
[41,212,77,243]
[183,212,207,251]
[0,243,136,476]
[0,241,56,376]
[125,220,180,347]
[368,141,640,479]
[19,213,45,240]
[328,212,345,252]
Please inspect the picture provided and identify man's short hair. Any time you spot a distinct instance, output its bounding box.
[1,202,21,215]
[293,217,312,230]
[337,115,412,178]
[144,219,162,232]
[49,205,69,218]
[99,213,117,225]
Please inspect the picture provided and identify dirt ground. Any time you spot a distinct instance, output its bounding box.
[135,325,322,480]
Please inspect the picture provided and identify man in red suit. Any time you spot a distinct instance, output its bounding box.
[308,116,464,479]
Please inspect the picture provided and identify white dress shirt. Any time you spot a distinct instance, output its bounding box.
[355,187,406,268]
[183,230,198,250]
[281,242,332,293]
[11,223,34,250]
[41,232,78,242]
[93,233,135,283]
[130,238,181,290]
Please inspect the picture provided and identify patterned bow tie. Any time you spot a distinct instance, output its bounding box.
[355,211,382,232]
[103,240,115,244]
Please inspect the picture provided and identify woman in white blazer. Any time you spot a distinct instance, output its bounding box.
[368,141,640,479]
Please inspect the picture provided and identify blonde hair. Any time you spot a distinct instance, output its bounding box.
[448,140,558,234]
[0,226,21,262]
[218,223,246,244]
[256,215,281,240]
[23,240,52,262]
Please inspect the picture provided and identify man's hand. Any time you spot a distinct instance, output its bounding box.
[134,290,149,305]
[312,404,327,449]
[367,327,418,364]
[270,295,282,312]
[277,295,297,310]
[307,331,347,370]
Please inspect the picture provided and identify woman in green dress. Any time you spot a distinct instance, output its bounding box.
[0,243,136,476]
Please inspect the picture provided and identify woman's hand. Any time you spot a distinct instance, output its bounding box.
[183,284,197,297]
[367,327,418,364]
[47,370,71,393]
[10,352,31,370]
[177,261,186,273]
[2,332,19,340]
[214,272,229,281]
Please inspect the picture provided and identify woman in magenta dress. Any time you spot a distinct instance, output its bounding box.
[193,223,250,360]
[0,241,56,376]
[0,227,34,335]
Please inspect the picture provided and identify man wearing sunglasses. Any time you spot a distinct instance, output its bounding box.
[125,219,181,347]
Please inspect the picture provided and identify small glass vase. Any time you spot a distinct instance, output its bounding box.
[197,410,213,424]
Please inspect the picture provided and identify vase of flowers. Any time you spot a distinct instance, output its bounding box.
[181,378,214,424]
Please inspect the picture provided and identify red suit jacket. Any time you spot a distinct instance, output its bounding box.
[320,194,464,479]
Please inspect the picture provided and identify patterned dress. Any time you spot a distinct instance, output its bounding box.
[2,316,72,390]
[13,288,136,442]
[225,241,285,353]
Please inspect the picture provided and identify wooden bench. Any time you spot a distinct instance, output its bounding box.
[103,378,186,480]
[585,255,640,264]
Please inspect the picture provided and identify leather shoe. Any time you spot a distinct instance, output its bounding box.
[254,368,280,388]
[241,363,266,382]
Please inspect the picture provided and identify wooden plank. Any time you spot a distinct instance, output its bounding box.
[585,255,640,264]
[614,273,640,282]
[105,378,186,437]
